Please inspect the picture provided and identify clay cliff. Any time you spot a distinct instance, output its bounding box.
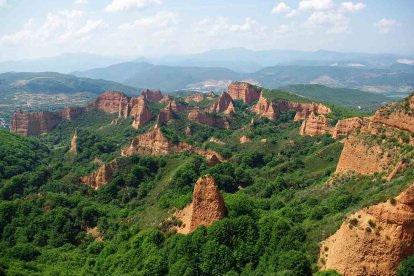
[335,94,414,176]
[252,93,278,120]
[185,94,206,103]
[141,89,163,102]
[129,97,152,129]
[209,92,235,115]
[10,109,63,136]
[87,91,129,115]
[81,159,119,190]
[188,109,228,128]
[121,127,192,157]
[173,175,226,234]
[300,112,332,136]
[371,95,414,133]
[58,107,85,120]
[332,117,364,139]
[319,184,414,276]
[227,82,260,104]
[69,131,78,154]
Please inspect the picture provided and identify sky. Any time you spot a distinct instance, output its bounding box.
[0,0,413,61]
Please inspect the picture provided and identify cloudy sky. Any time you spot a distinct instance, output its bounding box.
[0,0,413,61]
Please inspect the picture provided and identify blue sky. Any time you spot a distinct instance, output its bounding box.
[0,0,413,61]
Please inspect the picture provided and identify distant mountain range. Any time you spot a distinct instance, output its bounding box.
[0,72,138,95]
[72,61,414,94]
[1,48,413,75]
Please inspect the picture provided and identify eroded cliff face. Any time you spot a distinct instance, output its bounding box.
[173,175,226,234]
[141,89,163,102]
[335,94,414,176]
[185,94,206,103]
[58,107,85,120]
[81,159,119,190]
[227,82,260,104]
[121,128,192,157]
[332,117,364,139]
[69,131,77,154]
[87,91,129,115]
[300,112,332,136]
[188,109,227,128]
[371,95,414,133]
[319,184,414,276]
[209,92,235,115]
[129,97,152,129]
[10,109,63,136]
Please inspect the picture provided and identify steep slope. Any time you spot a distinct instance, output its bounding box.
[319,184,414,276]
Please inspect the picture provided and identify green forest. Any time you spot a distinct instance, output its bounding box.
[0,90,413,276]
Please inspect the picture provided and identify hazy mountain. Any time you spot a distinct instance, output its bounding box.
[0,72,138,95]
[0,53,128,74]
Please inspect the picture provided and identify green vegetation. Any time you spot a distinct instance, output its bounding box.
[0,91,413,275]
[263,88,312,103]
[398,255,414,276]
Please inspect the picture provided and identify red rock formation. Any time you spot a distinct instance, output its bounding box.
[121,128,192,156]
[300,112,332,136]
[188,109,224,127]
[227,82,260,104]
[319,183,414,276]
[252,93,278,120]
[184,126,192,136]
[87,91,129,115]
[193,149,225,166]
[81,159,119,190]
[169,100,188,113]
[173,175,226,234]
[371,96,414,132]
[159,95,172,103]
[129,97,152,129]
[69,131,77,154]
[58,107,84,120]
[141,89,163,102]
[209,92,235,114]
[185,94,206,103]
[10,109,63,136]
[332,117,364,139]
[240,135,252,144]
[335,134,391,175]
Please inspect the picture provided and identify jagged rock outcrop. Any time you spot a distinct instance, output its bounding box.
[141,89,163,102]
[173,175,226,234]
[193,149,225,166]
[169,100,188,113]
[10,109,63,136]
[227,82,260,104]
[155,100,188,128]
[209,92,235,114]
[58,107,84,120]
[185,94,206,103]
[371,95,414,132]
[332,117,364,139]
[188,109,225,127]
[240,135,252,144]
[87,91,129,115]
[300,112,332,136]
[184,126,192,136]
[129,97,152,129]
[121,128,192,157]
[159,95,172,103]
[319,184,414,276]
[252,93,278,120]
[69,131,77,154]
[81,159,119,190]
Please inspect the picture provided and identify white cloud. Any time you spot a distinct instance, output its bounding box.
[347,63,365,67]
[306,10,349,33]
[374,18,399,33]
[299,0,334,11]
[105,0,161,12]
[275,24,290,34]
[272,2,291,14]
[397,59,414,65]
[119,11,177,30]
[75,0,88,5]
[286,9,299,18]
[340,2,366,12]
[0,10,106,46]
[229,17,265,32]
